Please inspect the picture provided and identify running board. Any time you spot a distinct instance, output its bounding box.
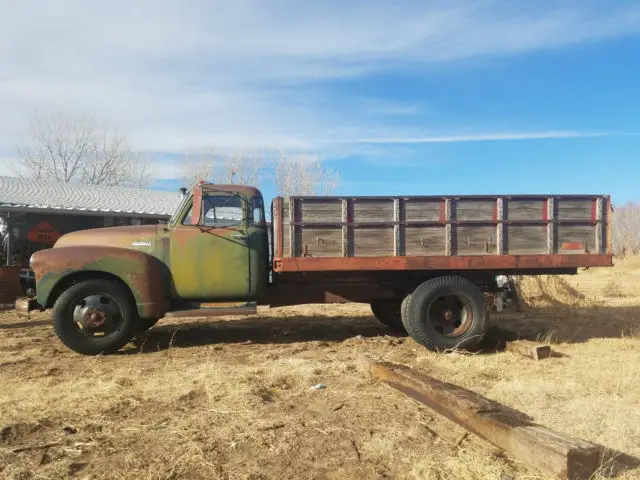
[163,302,257,319]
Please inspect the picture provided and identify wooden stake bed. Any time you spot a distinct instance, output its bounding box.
[271,194,613,273]
[371,361,602,480]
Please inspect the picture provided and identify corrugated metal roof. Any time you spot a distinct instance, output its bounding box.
[0,176,183,216]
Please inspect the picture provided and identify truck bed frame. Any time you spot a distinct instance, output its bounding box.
[270,194,613,274]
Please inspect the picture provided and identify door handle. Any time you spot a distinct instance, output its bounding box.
[232,234,247,240]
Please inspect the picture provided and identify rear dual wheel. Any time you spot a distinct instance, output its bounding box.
[401,276,488,351]
[370,300,406,333]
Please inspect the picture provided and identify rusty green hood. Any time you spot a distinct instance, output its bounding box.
[54,225,160,253]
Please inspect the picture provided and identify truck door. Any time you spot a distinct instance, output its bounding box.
[169,191,251,300]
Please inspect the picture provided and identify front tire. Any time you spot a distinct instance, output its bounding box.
[401,276,487,352]
[52,279,138,355]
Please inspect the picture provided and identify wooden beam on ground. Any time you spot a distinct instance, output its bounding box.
[371,361,602,480]
[507,340,552,360]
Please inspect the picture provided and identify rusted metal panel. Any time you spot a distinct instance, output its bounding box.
[30,245,170,318]
[191,185,203,226]
[169,224,252,300]
[272,254,613,272]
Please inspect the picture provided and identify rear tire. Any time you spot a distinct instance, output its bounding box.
[370,300,406,333]
[52,279,138,355]
[401,276,487,351]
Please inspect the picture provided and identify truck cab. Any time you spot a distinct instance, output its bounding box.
[19,183,271,355]
[164,183,270,302]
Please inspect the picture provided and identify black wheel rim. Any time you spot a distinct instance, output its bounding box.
[426,294,473,337]
[71,293,124,339]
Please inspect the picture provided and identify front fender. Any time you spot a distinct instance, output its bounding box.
[31,246,170,318]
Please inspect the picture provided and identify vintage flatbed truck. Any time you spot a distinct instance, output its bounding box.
[16,183,613,355]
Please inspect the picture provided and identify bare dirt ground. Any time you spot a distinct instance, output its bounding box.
[1,259,640,480]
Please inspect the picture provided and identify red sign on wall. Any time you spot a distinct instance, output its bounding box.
[27,222,62,244]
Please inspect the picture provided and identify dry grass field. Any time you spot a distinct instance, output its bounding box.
[1,258,640,480]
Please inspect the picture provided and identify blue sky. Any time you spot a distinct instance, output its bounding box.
[1,1,640,205]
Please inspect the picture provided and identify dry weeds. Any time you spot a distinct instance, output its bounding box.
[1,260,639,479]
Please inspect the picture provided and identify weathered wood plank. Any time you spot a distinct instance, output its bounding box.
[445,199,452,256]
[404,199,441,222]
[595,197,603,254]
[405,226,446,256]
[298,226,343,257]
[506,225,547,255]
[354,199,394,222]
[455,226,497,255]
[371,361,602,480]
[506,340,552,360]
[298,198,342,223]
[341,199,349,257]
[496,198,504,255]
[556,199,593,221]
[547,198,555,254]
[288,197,295,257]
[505,199,545,221]
[393,198,401,256]
[353,226,394,256]
[557,225,595,253]
[453,199,495,221]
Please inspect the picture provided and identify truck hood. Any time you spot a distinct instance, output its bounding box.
[54,225,159,251]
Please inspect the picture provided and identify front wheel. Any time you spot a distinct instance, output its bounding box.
[401,276,488,352]
[52,279,138,355]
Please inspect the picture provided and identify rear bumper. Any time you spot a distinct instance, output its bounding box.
[15,297,42,319]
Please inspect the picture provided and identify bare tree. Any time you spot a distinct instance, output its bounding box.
[179,148,264,187]
[612,201,640,256]
[272,152,339,196]
[17,109,153,188]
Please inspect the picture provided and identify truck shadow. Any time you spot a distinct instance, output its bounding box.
[132,314,399,352]
[129,302,640,354]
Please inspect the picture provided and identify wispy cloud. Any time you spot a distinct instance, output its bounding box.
[350,131,622,144]
[0,0,639,160]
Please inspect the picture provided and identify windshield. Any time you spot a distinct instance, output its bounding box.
[168,193,191,225]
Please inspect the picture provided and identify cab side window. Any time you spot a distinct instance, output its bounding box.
[202,195,244,227]
[251,197,265,224]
